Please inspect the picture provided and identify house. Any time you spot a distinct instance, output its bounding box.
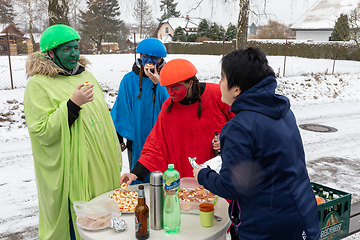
[101,42,119,52]
[153,15,202,42]
[23,33,41,53]
[0,23,28,55]
[290,0,360,41]
[249,23,257,38]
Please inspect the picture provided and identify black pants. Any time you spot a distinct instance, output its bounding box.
[116,132,133,169]
[229,224,239,240]
[126,139,133,169]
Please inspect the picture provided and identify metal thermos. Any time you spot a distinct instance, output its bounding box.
[150,171,164,230]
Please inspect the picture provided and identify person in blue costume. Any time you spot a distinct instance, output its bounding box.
[193,47,321,240]
[111,38,169,184]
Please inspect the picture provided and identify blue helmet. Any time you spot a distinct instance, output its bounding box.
[136,38,167,58]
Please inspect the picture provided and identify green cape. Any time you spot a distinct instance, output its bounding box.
[24,69,122,240]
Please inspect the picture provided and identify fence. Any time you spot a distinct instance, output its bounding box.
[1,39,359,90]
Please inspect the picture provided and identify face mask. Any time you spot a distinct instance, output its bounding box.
[166,83,189,102]
[53,40,80,71]
[142,54,160,68]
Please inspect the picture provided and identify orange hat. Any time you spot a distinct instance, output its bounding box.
[159,59,198,86]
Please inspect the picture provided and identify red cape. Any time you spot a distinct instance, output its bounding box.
[139,83,233,178]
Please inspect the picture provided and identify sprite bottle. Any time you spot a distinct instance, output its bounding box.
[163,164,181,234]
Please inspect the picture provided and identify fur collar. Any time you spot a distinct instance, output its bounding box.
[26,52,90,78]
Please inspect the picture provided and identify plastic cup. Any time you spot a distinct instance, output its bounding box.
[199,203,214,227]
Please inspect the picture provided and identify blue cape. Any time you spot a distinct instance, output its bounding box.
[111,70,169,180]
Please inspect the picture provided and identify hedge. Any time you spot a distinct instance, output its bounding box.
[164,39,360,61]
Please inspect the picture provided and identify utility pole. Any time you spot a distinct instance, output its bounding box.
[5,27,14,89]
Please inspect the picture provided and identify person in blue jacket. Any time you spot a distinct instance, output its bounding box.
[193,47,321,240]
[111,38,169,183]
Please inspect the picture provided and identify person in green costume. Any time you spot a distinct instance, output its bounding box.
[24,24,122,240]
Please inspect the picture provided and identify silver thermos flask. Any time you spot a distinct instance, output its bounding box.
[150,171,164,230]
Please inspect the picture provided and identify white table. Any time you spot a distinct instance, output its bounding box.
[77,184,231,240]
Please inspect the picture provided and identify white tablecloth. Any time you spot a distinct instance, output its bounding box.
[77,183,231,240]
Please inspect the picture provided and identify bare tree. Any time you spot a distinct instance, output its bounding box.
[132,0,155,38]
[13,0,48,52]
[186,0,310,48]
[348,4,360,48]
[255,20,295,39]
[68,0,82,29]
[236,0,250,47]
[186,0,252,48]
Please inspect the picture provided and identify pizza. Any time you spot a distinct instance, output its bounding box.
[108,189,138,213]
[178,186,215,203]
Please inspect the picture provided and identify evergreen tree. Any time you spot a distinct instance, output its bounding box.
[158,0,181,22]
[209,22,220,41]
[197,19,209,38]
[172,26,186,42]
[79,0,122,52]
[187,33,197,42]
[0,0,16,23]
[331,14,350,41]
[133,0,155,39]
[48,0,70,26]
[219,25,226,40]
[225,23,237,41]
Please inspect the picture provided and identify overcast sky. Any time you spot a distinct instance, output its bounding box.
[120,0,319,27]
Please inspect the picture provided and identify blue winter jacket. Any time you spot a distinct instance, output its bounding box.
[198,76,320,240]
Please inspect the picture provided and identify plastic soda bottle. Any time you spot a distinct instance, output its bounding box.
[163,164,181,234]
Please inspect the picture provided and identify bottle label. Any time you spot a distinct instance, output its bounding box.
[164,178,180,191]
[138,189,144,198]
[135,215,141,231]
[147,217,149,234]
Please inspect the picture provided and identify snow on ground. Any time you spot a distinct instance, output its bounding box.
[1,54,360,239]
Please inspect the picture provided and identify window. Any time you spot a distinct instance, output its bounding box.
[165,27,169,33]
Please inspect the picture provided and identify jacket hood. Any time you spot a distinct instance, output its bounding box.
[26,52,89,78]
[231,76,290,120]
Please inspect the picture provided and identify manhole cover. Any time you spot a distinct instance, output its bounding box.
[299,124,337,133]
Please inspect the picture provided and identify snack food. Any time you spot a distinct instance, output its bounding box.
[84,81,91,86]
[178,186,215,203]
[77,214,111,230]
[144,63,155,69]
[109,189,138,213]
[121,183,128,190]
[178,178,217,214]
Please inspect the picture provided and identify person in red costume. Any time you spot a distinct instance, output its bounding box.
[119,59,233,184]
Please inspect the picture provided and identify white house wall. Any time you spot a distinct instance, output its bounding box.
[157,23,174,39]
[296,30,332,41]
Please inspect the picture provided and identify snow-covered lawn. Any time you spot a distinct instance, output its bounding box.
[1,54,360,239]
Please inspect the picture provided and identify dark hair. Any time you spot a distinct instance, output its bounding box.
[221,47,275,93]
[166,75,203,118]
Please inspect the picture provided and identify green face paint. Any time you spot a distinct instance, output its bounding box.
[53,40,80,71]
